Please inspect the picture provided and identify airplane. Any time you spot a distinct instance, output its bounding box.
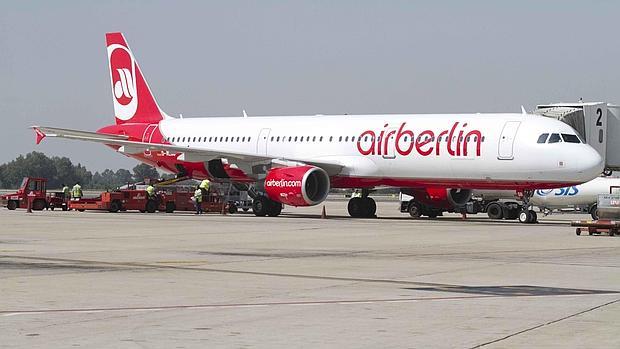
[32,32,604,222]
[531,176,620,219]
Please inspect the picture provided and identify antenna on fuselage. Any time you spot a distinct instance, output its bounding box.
[179,113,183,119]
[243,110,248,118]
[520,106,527,115]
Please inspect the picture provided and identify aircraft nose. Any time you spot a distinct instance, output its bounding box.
[577,145,604,180]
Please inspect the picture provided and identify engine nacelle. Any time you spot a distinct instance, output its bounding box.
[264,165,330,206]
[404,187,473,209]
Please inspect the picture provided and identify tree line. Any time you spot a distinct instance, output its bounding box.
[0,152,163,189]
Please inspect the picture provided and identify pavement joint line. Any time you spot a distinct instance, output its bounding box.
[468,298,620,348]
[2,293,615,317]
[0,254,458,287]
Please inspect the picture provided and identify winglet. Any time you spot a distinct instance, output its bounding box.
[521,105,527,114]
[32,127,46,145]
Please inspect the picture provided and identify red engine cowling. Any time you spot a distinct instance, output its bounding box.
[403,187,472,209]
[264,165,330,206]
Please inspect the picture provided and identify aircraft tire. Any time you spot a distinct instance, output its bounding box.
[518,210,532,224]
[363,197,376,218]
[529,210,538,223]
[252,196,269,217]
[347,197,364,218]
[266,201,282,217]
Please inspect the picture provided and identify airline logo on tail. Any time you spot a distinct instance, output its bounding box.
[108,43,138,121]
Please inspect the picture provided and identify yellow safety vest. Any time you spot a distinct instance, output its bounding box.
[63,186,70,196]
[194,189,203,202]
[199,179,210,190]
[146,186,155,197]
[72,185,82,198]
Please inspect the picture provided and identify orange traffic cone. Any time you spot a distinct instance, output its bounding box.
[321,205,327,219]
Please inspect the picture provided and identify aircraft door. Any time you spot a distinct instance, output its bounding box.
[382,128,397,159]
[257,128,271,155]
[497,121,521,160]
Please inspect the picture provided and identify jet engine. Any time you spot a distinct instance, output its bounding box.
[403,187,473,209]
[264,165,330,206]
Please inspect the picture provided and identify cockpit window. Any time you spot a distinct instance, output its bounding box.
[561,134,580,143]
[548,133,562,143]
[537,133,549,144]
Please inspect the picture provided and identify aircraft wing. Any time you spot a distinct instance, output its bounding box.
[32,126,344,175]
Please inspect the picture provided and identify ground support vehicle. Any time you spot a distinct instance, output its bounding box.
[69,187,232,214]
[399,192,523,220]
[572,220,620,236]
[68,190,161,213]
[1,177,68,211]
[160,189,232,214]
[572,193,620,236]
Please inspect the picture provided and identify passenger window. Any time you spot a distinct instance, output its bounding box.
[339,136,343,142]
[319,136,323,142]
[182,137,186,142]
[548,133,562,143]
[294,136,298,142]
[248,137,251,142]
[351,136,355,142]
[481,136,485,142]
[561,134,580,143]
[236,137,240,142]
[300,137,303,142]
[329,136,333,142]
[345,136,349,142]
[277,136,280,142]
[306,136,310,141]
[312,136,316,142]
[270,136,274,142]
[537,133,549,144]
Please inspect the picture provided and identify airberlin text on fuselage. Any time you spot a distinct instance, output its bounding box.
[357,122,483,157]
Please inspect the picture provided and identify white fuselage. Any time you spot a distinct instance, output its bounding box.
[158,113,603,189]
[531,176,620,208]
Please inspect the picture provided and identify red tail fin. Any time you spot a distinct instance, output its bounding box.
[106,32,168,125]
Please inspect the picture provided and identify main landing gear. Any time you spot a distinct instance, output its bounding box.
[518,189,538,224]
[347,189,377,218]
[252,196,282,217]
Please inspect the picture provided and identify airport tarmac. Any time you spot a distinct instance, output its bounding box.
[1,200,619,348]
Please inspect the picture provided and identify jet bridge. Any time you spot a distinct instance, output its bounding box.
[535,102,620,172]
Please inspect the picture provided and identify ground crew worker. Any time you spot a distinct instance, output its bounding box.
[71,182,83,200]
[62,183,70,200]
[146,184,156,199]
[194,186,203,214]
[199,179,211,200]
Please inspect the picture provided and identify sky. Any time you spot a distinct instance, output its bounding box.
[1,1,619,171]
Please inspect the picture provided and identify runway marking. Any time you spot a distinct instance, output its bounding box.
[2,294,615,317]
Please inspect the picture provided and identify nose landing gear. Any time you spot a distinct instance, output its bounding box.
[518,189,538,224]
